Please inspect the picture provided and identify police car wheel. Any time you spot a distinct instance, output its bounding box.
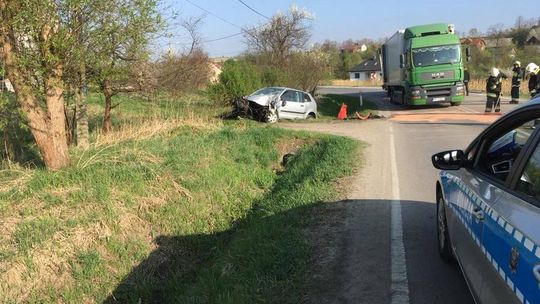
[437,195,455,263]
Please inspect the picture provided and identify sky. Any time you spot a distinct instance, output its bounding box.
[157,0,539,57]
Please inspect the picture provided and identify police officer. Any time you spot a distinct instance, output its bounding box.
[510,61,523,104]
[485,67,505,113]
[526,63,540,98]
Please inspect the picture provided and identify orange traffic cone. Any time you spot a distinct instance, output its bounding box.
[337,103,347,120]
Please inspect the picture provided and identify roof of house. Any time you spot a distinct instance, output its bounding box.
[460,37,514,49]
[460,37,486,48]
[349,57,381,72]
[527,27,540,44]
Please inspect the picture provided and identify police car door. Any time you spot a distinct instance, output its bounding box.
[471,116,540,303]
[447,157,497,301]
[479,127,540,304]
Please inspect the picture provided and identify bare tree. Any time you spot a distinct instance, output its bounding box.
[244,6,313,67]
[156,16,210,96]
[285,51,332,94]
[183,16,204,55]
[468,28,480,37]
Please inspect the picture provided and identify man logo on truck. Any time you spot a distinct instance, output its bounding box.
[431,72,446,79]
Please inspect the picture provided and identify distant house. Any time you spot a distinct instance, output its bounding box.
[208,62,222,83]
[460,36,516,56]
[460,38,486,50]
[209,57,229,83]
[348,57,381,81]
[341,43,367,53]
[526,26,540,45]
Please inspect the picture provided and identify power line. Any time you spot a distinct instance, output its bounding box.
[203,31,244,43]
[236,0,270,19]
[184,0,242,29]
[181,0,269,44]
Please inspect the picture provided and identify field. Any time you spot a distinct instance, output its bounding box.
[468,78,530,97]
[0,92,360,303]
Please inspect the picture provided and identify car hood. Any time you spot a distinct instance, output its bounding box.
[246,94,277,106]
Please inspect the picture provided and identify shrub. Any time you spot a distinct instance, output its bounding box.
[207,59,262,104]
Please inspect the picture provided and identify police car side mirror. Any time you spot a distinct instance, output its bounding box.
[432,150,465,170]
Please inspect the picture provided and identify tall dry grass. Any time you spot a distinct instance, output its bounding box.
[91,113,220,148]
[468,78,529,96]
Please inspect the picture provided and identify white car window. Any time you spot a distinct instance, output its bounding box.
[281,91,301,102]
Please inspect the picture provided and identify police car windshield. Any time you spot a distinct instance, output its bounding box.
[412,44,460,67]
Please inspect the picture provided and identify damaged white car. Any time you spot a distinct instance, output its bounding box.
[245,87,318,123]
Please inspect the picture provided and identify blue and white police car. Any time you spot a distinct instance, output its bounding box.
[432,98,540,304]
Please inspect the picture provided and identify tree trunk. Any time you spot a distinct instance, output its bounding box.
[75,71,89,147]
[74,10,89,148]
[0,7,70,169]
[102,80,113,133]
[43,68,71,169]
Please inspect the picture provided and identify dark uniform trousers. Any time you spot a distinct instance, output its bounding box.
[486,76,502,112]
[529,74,539,98]
[511,67,523,101]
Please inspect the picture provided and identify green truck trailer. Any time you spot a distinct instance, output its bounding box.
[381,23,467,106]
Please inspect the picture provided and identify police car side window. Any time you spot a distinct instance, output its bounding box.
[477,120,536,182]
[516,142,540,201]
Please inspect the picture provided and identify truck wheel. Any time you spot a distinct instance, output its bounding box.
[450,102,460,106]
[390,90,398,104]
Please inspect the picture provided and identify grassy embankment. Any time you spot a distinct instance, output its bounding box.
[0,92,359,303]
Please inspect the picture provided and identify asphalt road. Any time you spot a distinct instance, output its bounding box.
[280,87,524,304]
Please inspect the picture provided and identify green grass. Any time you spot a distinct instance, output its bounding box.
[13,217,58,252]
[315,94,378,120]
[0,116,359,303]
[0,90,360,303]
[164,136,358,304]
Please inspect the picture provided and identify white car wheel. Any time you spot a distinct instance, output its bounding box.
[266,111,278,123]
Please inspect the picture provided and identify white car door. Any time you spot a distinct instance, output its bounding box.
[279,90,306,119]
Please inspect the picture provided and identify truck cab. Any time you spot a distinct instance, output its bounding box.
[382,23,465,106]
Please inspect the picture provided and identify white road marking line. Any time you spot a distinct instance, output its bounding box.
[389,124,410,304]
